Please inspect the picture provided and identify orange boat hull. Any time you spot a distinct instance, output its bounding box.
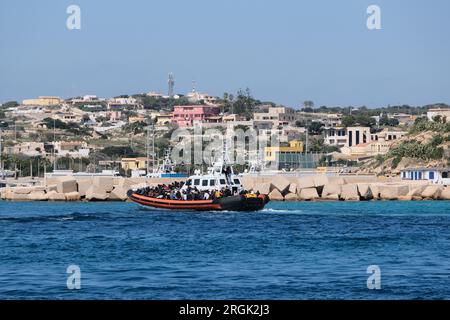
[128,192,269,212]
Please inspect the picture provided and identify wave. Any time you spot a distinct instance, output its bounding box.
[0,211,115,223]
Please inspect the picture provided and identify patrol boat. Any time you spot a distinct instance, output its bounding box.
[128,145,269,211]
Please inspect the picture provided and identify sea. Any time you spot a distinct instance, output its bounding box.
[0,200,449,300]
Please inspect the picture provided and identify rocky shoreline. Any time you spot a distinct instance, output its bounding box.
[1,174,449,202]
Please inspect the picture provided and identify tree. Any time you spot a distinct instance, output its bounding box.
[354,114,376,127]
[341,115,356,127]
[0,101,19,109]
[433,115,443,123]
[307,122,323,135]
[303,100,314,109]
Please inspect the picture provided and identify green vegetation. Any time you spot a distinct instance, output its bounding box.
[379,114,399,126]
[409,117,450,134]
[100,146,140,158]
[42,117,91,136]
[221,88,262,120]
[341,114,376,128]
[132,94,191,110]
[0,101,19,109]
[387,135,445,168]
[307,122,323,135]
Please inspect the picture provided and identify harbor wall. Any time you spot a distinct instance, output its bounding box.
[1,174,450,202]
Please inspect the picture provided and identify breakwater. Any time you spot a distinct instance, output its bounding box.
[1,174,449,202]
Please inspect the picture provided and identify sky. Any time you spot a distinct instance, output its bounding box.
[0,0,449,108]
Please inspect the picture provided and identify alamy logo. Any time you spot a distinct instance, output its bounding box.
[66,264,81,290]
[367,265,381,290]
[66,5,81,30]
[367,5,381,30]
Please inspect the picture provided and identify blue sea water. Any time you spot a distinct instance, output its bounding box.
[0,200,450,300]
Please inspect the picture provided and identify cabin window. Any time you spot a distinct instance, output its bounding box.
[220,179,226,185]
[202,180,208,186]
[233,179,241,185]
[442,172,448,179]
[429,172,435,180]
[194,179,200,186]
[209,179,215,186]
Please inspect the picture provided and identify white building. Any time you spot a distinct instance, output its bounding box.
[427,107,450,122]
[325,126,371,147]
[253,107,297,127]
[53,141,90,158]
[401,167,450,186]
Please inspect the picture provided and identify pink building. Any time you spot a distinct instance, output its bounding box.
[171,105,221,127]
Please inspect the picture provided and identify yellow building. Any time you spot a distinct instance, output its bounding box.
[264,140,304,162]
[22,96,61,106]
[121,157,148,171]
[128,115,146,124]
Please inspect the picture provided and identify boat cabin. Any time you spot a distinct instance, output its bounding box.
[182,174,242,193]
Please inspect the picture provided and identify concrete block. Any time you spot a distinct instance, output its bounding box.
[109,187,129,201]
[357,184,373,200]
[65,192,81,201]
[284,192,299,201]
[14,187,34,195]
[47,190,66,201]
[322,194,340,201]
[298,188,319,201]
[240,176,255,191]
[56,176,77,194]
[313,174,329,187]
[253,182,272,195]
[28,191,48,201]
[271,176,291,194]
[341,184,360,201]
[296,176,315,189]
[380,185,409,200]
[322,183,342,197]
[93,176,114,192]
[439,187,450,200]
[288,183,297,194]
[422,186,443,199]
[268,189,284,201]
[76,178,93,197]
[85,186,108,201]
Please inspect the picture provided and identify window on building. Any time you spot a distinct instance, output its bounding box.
[429,172,435,180]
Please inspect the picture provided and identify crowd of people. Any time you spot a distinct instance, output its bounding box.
[135,181,253,201]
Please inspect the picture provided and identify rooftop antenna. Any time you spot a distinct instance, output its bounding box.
[168,73,175,110]
[168,73,175,98]
[192,80,196,93]
[146,122,156,175]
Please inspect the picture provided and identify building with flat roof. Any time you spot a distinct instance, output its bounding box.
[253,106,297,127]
[324,126,371,147]
[401,167,450,186]
[22,96,61,106]
[171,105,220,127]
[121,157,149,171]
[427,107,450,122]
